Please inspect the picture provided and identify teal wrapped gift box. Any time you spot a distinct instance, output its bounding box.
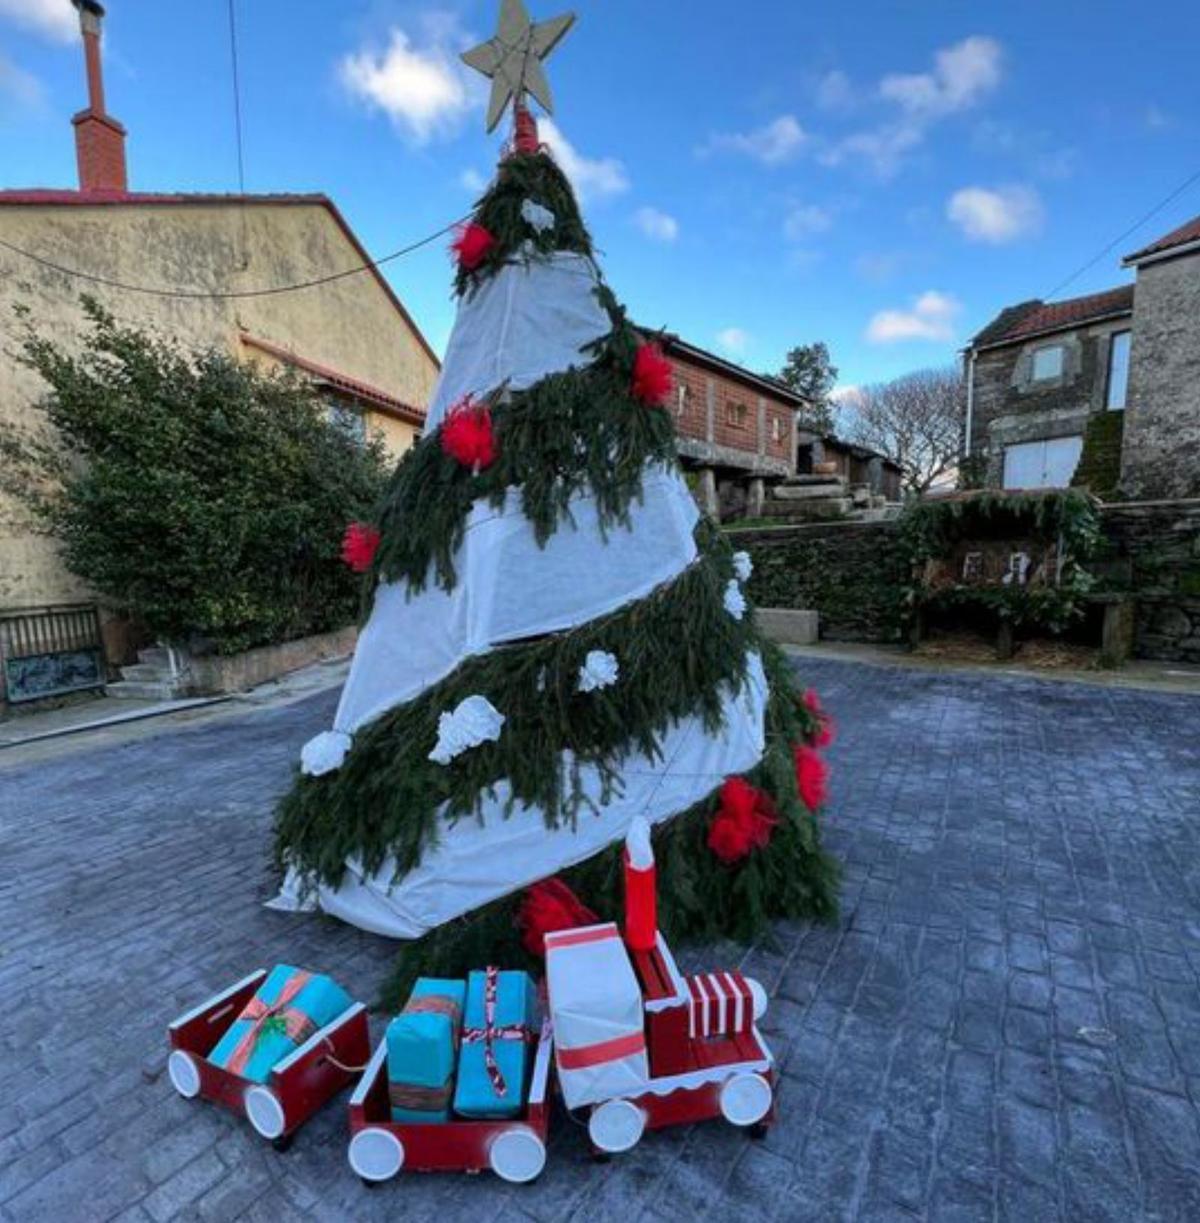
[207,965,352,1084]
[453,968,537,1119]
[387,978,467,1123]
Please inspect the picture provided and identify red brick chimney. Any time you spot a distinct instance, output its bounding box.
[71,0,127,192]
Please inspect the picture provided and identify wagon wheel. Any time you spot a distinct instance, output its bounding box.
[166,1050,201,1099]
[719,1073,772,1128]
[243,1086,287,1142]
[588,1099,646,1155]
[348,1128,404,1183]
[489,1126,547,1183]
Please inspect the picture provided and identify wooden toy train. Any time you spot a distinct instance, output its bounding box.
[166,819,775,1184]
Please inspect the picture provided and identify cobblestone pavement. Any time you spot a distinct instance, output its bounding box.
[2,658,1199,1222]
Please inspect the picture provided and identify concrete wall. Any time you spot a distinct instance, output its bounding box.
[0,199,439,613]
[1121,251,1200,499]
[969,320,1130,487]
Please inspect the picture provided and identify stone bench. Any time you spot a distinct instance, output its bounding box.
[755,608,819,646]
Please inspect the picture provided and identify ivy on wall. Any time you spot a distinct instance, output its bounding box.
[1071,411,1125,499]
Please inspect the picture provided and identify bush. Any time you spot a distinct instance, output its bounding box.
[11,297,388,654]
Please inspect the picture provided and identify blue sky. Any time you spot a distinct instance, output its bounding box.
[2,0,1198,397]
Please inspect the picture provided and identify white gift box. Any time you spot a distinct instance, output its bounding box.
[545,922,649,1110]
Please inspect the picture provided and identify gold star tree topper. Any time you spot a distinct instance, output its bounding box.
[461,0,576,133]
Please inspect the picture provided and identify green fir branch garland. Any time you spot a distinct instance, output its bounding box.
[455,152,593,296]
[276,528,757,887]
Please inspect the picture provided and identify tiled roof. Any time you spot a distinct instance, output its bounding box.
[972,284,1134,349]
[0,189,439,368]
[240,334,425,425]
[1124,213,1200,265]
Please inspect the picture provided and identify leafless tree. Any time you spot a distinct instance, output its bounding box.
[841,365,963,495]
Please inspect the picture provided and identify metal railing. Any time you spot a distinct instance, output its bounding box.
[0,602,106,703]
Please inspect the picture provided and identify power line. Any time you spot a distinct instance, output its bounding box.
[227,0,247,196]
[0,217,468,300]
[1043,165,1200,300]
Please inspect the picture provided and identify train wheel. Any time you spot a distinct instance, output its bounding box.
[489,1126,547,1183]
[720,1072,772,1127]
[166,1050,201,1099]
[348,1128,404,1183]
[244,1085,287,1141]
[588,1099,645,1154]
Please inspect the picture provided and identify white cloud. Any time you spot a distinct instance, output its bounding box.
[854,251,906,283]
[716,327,750,356]
[866,291,961,344]
[822,36,1003,178]
[459,167,487,193]
[0,0,76,43]
[702,115,806,166]
[783,204,833,241]
[0,52,43,110]
[816,70,855,113]
[947,184,1043,243]
[880,35,1002,118]
[830,384,865,409]
[540,118,629,202]
[338,19,474,144]
[633,205,678,242]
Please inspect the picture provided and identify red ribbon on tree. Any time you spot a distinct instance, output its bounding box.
[451,221,497,272]
[441,395,497,471]
[794,744,830,812]
[460,965,534,1098]
[707,776,778,864]
[803,688,836,747]
[630,342,673,406]
[517,877,597,957]
[341,522,380,573]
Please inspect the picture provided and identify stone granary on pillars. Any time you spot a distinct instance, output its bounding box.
[0,1,439,693]
[962,209,1200,500]
[655,333,802,520]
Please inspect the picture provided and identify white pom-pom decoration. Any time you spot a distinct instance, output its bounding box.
[300,730,352,777]
[723,579,747,621]
[578,649,620,693]
[429,695,505,765]
[732,550,753,582]
[521,199,556,233]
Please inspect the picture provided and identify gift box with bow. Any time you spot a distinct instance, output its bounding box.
[452,967,537,1119]
[207,964,353,1085]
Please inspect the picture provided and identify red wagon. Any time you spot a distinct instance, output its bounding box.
[346,1013,555,1184]
[166,969,370,1149]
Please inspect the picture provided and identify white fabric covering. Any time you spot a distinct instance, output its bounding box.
[428,695,505,764]
[299,730,351,777]
[331,464,699,736]
[272,652,768,938]
[425,252,611,432]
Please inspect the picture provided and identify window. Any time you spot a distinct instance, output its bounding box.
[725,401,748,428]
[771,416,784,443]
[1031,345,1064,381]
[1106,330,1131,410]
[328,400,367,444]
[676,383,688,417]
[1002,436,1083,489]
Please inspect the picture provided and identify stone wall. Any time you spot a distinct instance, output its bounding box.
[729,519,906,642]
[969,318,1130,486]
[1100,500,1200,662]
[1120,252,1200,499]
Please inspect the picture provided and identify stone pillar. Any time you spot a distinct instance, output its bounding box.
[697,467,719,519]
[748,476,765,518]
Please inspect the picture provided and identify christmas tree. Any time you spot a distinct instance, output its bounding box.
[271,0,836,1003]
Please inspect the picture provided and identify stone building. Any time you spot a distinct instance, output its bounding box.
[962,211,1200,499]
[658,333,800,519]
[0,2,438,687]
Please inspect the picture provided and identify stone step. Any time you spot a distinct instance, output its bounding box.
[762,497,853,520]
[105,679,180,700]
[773,481,848,502]
[120,663,173,683]
[138,646,173,668]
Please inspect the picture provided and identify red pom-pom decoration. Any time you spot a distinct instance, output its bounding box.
[707,776,778,863]
[341,522,380,573]
[517,877,598,957]
[794,744,830,812]
[451,222,496,271]
[441,396,497,471]
[631,342,673,406]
